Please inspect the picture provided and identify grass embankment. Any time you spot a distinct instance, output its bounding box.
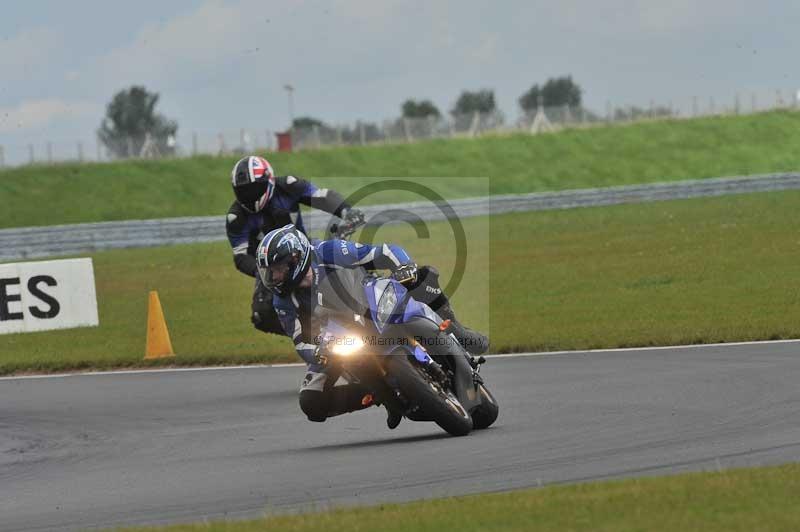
[2,111,800,228]
[118,464,800,531]
[1,190,798,375]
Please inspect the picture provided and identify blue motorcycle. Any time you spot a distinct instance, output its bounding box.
[315,271,499,436]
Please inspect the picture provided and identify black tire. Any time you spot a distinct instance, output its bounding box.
[387,355,473,437]
[470,384,499,430]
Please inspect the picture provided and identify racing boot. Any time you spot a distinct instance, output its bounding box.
[437,302,489,355]
[364,394,402,429]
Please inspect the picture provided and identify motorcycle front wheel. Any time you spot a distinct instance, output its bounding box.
[387,354,473,437]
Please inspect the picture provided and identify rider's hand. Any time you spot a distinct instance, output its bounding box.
[342,207,365,226]
[392,263,418,286]
[313,344,328,367]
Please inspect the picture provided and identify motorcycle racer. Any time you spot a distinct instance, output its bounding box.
[225,155,364,336]
[255,224,489,428]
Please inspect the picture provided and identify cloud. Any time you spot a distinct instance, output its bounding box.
[95,0,261,90]
[0,27,62,81]
[550,0,755,34]
[0,99,100,133]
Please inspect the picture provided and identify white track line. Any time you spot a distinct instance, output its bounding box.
[488,338,800,358]
[1,338,797,381]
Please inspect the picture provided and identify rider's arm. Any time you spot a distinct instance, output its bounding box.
[315,239,413,272]
[273,295,317,366]
[225,206,258,277]
[278,175,350,217]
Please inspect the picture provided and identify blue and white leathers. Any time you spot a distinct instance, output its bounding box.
[273,238,415,368]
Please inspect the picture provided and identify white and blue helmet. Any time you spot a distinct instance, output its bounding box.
[256,225,312,295]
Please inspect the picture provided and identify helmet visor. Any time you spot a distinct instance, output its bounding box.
[235,181,271,212]
[261,252,300,292]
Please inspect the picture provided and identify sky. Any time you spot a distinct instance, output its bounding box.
[1,0,799,164]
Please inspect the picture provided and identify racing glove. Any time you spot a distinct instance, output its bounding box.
[342,207,365,226]
[392,263,418,286]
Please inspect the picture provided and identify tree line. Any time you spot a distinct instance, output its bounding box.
[400,75,582,119]
[98,76,585,158]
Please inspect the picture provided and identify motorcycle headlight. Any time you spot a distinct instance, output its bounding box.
[329,335,365,357]
[376,286,398,330]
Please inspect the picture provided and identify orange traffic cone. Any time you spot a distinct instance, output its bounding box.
[145,291,175,359]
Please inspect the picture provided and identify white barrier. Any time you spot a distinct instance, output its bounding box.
[0,258,99,335]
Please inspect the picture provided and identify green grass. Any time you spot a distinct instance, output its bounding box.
[3,111,800,228]
[1,190,798,375]
[117,464,800,531]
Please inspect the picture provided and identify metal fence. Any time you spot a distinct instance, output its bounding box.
[2,89,799,168]
[4,172,800,262]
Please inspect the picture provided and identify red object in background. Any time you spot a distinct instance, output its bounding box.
[276,131,293,152]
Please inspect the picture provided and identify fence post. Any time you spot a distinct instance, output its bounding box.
[192,132,198,155]
[359,122,365,145]
[313,124,321,149]
[402,118,413,143]
[734,93,740,115]
[77,142,84,162]
[605,101,612,123]
[468,112,480,138]
[28,144,35,164]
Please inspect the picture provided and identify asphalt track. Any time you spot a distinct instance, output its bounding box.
[2,340,799,531]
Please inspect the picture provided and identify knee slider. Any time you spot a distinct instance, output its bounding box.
[299,390,327,422]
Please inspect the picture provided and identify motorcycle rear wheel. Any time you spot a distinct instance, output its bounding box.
[470,384,499,429]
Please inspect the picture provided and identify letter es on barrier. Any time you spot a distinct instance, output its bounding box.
[0,277,24,321]
[27,275,60,319]
[0,258,98,335]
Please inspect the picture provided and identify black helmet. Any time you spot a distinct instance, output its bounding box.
[231,155,275,212]
[256,225,312,295]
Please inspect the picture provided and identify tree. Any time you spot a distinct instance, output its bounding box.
[401,99,441,119]
[519,76,583,112]
[451,89,496,116]
[292,116,325,129]
[97,86,177,159]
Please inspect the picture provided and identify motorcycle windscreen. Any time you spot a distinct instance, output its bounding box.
[317,268,371,316]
